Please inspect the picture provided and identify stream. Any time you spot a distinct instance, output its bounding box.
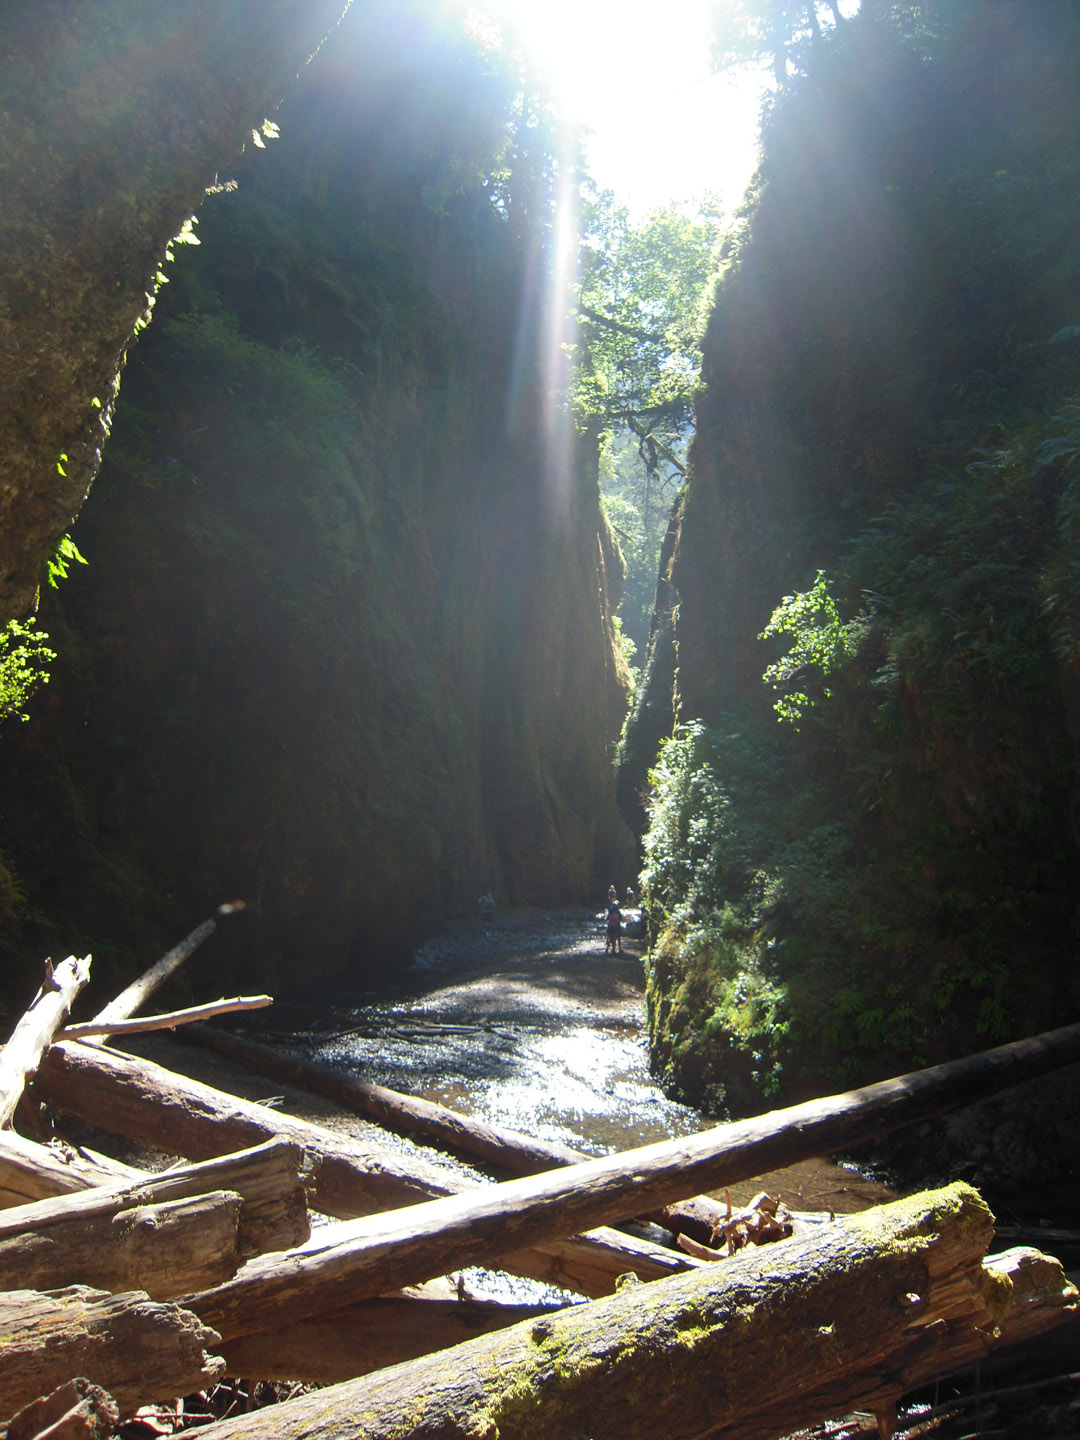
[295,907,895,1217]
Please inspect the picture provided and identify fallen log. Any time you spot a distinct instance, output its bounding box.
[34,1041,700,1297]
[0,1286,223,1421]
[185,1023,728,1243]
[172,1185,1078,1440]
[4,1379,119,1440]
[0,1188,247,1298]
[0,1129,139,1208]
[63,995,272,1041]
[219,1289,567,1385]
[0,957,92,1128]
[81,919,216,1044]
[0,1137,309,1295]
[179,1019,1080,1342]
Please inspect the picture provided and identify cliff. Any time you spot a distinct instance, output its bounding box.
[629,1,1080,1115]
[0,2,633,1000]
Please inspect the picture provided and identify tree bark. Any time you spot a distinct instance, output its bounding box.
[4,1378,119,1440]
[0,1188,247,1298]
[177,1020,1080,1343]
[219,1291,565,1386]
[0,1286,223,1422]
[34,1041,701,1297]
[0,957,92,1128]
[0,1137,309,1290]
[0,1128,137,1208]
[185,1024,728,1243]
[173,1186,1078,1440]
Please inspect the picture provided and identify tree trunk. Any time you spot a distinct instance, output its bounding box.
[0,1137,309,1293]
[33,1041,702,1297]
[178,1020,1080,1343]
[219,1290,565,1386]
[172,1186,1078,1440]
[0,1189,248,1298]
[4,1378,119,1440]
[185,1023,729,1243]
[0,957,92,1127]
[0,1286,222,1422]
[0,1128,138,1208]
[64,994,272,1041]
[81,921,217,1044]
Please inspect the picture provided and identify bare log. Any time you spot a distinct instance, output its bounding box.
[0,1137,310,1260]
[63,996,272,1041]
[172,1186,1078,1440]
[219,1289,566,1385]
[38,1039,454,1212]
[0,1130,138,1208]
[35,1042,699,1297]
[4,1379,119,1440]
[0,1286,223,1421]
[178,1020,1080,1343]
[0,957,92,1128]
[0,1188,246,1297]
[186,1023,728,1242]
[83,920,216,1043]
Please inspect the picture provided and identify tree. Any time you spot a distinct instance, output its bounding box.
[708,1,850,85]
[576,194,721,659]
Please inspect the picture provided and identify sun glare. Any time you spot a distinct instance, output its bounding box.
[463,0,766,219]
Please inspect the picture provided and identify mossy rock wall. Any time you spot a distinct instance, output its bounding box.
[0,4,633,1002]
[632,2,1080,1116]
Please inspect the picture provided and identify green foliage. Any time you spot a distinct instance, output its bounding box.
[45,534,88,589]
[759,569,864,723]
[0,618,56,724]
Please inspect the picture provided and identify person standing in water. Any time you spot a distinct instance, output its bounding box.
[605,898,622,955]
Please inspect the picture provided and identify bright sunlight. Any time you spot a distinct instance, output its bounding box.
[462,0,768,218]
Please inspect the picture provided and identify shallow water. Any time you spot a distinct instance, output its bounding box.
[299,907,895,1215]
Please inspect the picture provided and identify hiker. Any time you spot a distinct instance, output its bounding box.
[607,883,618,904]
[605,899,622,955]
[625,886,636,909]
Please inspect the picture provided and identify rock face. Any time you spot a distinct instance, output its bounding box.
[0,0,349,622]
[0,3,633,999]
[628,3,1080,1116]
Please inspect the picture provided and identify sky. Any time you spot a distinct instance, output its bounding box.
[463,0,770,220]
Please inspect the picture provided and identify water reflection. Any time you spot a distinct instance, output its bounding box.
[302,908,896,1215]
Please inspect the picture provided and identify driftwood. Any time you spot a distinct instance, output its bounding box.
[0,957,92,1128]
[220,1288,566,1385]
[81,919,217,1044]
[0,1286,223,1421]
[0,1129,139,1209]
[186,1023,729,1243]
[177,1018,1080,1343]
[62,995,272,1041]
[0,1188,246,1299]
[34,1041,701,1297]
[0,1137,309,1296]
[174,1186,1078,1440]
[4,1379,119,1440]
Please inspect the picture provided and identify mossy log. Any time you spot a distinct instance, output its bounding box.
[219,1289,566,1386]
[0,957,91,1128]
[0,1137,309,1295]
[174,1185,1077,1440]
[0,1286,222,1421]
